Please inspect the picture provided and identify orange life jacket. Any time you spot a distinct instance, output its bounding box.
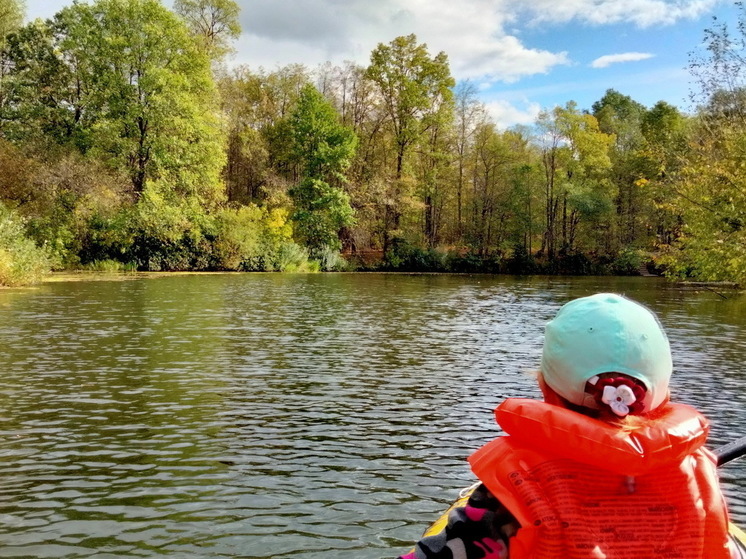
[469,398,732,559]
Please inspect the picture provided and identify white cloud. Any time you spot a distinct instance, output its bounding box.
[521,0,721,27]
[229,0,724,82]
[591,52,655,68]
[484,99,543,129]
[25,0,723,101]
[235,0,570,82]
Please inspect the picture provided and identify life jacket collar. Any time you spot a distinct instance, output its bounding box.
[495,398,711,476]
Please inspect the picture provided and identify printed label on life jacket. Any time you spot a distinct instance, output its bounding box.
[507,458,703,558]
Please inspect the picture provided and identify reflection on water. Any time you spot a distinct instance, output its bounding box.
[0,274,743,558]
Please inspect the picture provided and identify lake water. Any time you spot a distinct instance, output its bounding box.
[0,273,743,558]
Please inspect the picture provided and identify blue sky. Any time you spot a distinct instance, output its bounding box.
[23,0,740,128]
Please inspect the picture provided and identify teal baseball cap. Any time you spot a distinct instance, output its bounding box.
[541,293,672,413]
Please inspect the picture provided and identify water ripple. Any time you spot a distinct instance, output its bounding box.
[0,274,743,558]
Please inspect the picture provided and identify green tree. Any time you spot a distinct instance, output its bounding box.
[640,101,690,247]
[592,89,650,248]
[536,102,614,261]
[365,34,454,252]
[0,0,23,42]
[290,84,357,182]
[3,0,225,204]
[660,2,746,283]
[453,81,484,239]
[173,0,241,62]
[287,84,356,255]
[366,34,454,180]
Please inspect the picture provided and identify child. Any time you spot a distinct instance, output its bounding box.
[398,293,734,559]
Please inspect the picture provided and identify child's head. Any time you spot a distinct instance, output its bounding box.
[540,293,672,417]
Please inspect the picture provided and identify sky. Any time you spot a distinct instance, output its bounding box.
[23,0,741,128]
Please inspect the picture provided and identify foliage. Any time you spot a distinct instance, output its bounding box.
[366,34,454,178]
[366,35,455,255]
[0,202,50,286]
[0,0,23,49]
[611,248,647,276]
[126,190,210,271]
[287,84,357,256]
[0,143,132,269]
[212,204,307,271]
[505,243,538,275]
[384,237,448,271]
[536,102,615,260]
[173,0,241,61]
[289,178,354,256]
[219,64,310,204]
[315,246,348,272]
[290,84,357,181]
[3,4,746,282]
[659,2,746,285]
[3,0,226,203]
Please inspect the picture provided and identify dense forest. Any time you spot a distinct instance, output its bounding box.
[1,0,745,286]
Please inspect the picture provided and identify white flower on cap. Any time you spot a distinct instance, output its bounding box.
[601,384,637,417]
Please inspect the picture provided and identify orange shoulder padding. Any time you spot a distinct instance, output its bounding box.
[494,399,710,476]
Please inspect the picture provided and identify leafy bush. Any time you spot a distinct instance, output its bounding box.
[505,244,538,274]
[545,252,596,275]
[127,190,211,271]
[611,248,648,276]
[275,242,311,272]
[0,203,51,286]
[212,205,264,270]
[315,247,348,271]
[78,208,136,266]
[385,238,448,271]
[446,250,503,273]
[213,204,309,271]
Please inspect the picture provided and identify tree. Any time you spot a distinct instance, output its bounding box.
[660,2,746,283]
[0,0,25,126]
[454,81,484,239]
[468,122,515,255]
[536,102,614,260]
[173,0,241,62]
[219,64,311,205]
[365,34,454,252]
[0,0,23,42]
[592,89,650,247]
[287,84,356,255]
[3,0,225,203]
[366,34,454,180]
[640,101,689,247]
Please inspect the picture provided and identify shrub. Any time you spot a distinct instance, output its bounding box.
[274,241,310,272]
[440,249,502,273]
[611,248,648,276]
[506,244,538,274]
[0,203,51,286]
[21,151,133,269]
[212,205,264,270]
[315,247,348,271]
[128,189,211,271]
[385,238,448,271]
[213,205,309,271]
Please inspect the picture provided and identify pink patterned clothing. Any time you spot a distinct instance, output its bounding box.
[398,484,518,559]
